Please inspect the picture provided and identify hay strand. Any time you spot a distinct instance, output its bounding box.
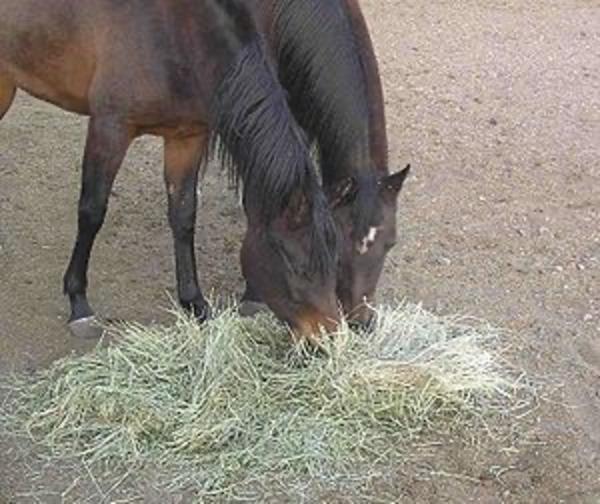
[0,302,534,498]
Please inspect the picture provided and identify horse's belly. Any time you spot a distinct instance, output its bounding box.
[8,64,92,116]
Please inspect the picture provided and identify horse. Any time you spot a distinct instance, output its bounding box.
[243,0,411,329]
[0,0,340,340]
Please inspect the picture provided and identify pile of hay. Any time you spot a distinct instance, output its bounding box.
[0,302,531,498]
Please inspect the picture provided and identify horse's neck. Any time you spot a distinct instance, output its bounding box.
[268,0,389,185]
[320,144,369,186]
[320,8,388,185]
[343,0,388,178]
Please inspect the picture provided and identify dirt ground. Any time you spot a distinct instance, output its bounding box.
[1,0,599,502]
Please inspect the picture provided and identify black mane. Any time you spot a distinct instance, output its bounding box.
[273,0,384,240]
[210,36,338,277]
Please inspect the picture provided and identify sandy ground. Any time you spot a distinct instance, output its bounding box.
[1,0,599,501]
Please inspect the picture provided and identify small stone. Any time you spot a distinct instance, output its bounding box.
[584,314,593,322]
[489,118,498,126]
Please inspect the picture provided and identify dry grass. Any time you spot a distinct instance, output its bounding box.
[0,302,535,499]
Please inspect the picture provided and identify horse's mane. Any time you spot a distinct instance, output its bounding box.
[210,36,338,277]
[273,0,385,240]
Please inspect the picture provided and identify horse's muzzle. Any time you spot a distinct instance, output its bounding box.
[290,309,340,345]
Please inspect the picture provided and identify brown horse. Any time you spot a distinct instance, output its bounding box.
[0,0,340,339]
[244,0,411,330]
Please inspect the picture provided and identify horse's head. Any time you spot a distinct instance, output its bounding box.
[330,165,411,330]
[241,190,340,342]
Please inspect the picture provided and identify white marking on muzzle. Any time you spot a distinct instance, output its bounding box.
[357,226,379,255]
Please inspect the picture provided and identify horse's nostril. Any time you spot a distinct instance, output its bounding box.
[349,320,367,333]
[291,310,339,343]
[348,315,376,334]
[348,320,363,332]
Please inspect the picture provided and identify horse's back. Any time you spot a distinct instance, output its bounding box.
[0,0,251,124]
[0,0,96,113]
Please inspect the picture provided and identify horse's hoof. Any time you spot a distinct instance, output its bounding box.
[68,316,104,339]
[191,304,211,324]
[239,301,270,318]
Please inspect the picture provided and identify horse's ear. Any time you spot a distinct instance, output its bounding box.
[329,177,358,209]
[380,164,411,201]
[281,191,311,231]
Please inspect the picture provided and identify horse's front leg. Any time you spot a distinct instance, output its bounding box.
[64,116,133,338]
[239,282,270,317]
[164,133,210,322]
